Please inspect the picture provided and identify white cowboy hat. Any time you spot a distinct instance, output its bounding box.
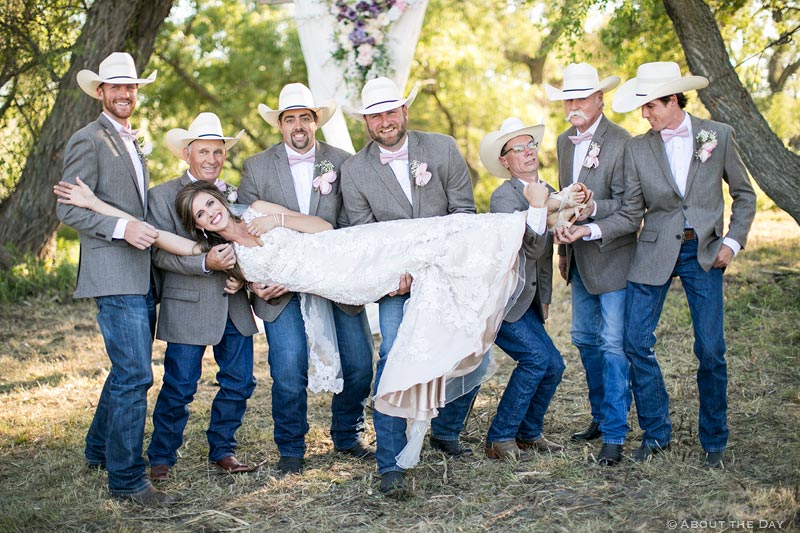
[479,117,546,179]
[165,112,244,158]
[612,61,708,113]
[342,77,418,115]
[76,52,157,99]
[258,83,336,129]
[544,62,620,101]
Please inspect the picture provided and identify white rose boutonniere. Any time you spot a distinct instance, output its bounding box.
[313,160,337,195]
[695,130,717,162]
[135,136,152,162]
[583,142,600,168]
[411,160,432,188]
[224,184,238,204]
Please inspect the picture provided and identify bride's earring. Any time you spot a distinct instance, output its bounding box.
[201,228,208,238]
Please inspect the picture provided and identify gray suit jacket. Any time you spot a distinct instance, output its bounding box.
[238,140,359,322]
[556,114,636,294]
[611,114,756,285]
[147,173,257,345]
[490,179,554,323]
[340,131,476,224]
[57,114,151,298]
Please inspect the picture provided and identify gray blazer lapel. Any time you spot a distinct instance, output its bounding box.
[368,143,413,217]
[558,132,574,189]
[684,114,703,198]
[647,130,682,197]
[308,141,323,215]
[409,133,422,218]
[99,115,143,208]
[274,147,301,212]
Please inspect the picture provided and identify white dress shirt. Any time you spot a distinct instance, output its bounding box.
[571,115,603,184]
[379,138,413,204]
[285,145,315,215]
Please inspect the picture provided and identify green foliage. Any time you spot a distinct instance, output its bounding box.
[0,243,77,303]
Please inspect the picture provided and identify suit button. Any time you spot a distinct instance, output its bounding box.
[676,234,682,240]
[682,205,688,210]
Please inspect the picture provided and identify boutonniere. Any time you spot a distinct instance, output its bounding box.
[695,130,717,162]
[224,184,238,204]
[410,159,432,188]
[313,160,337,195]
[135,136,152,162]
[583,142,600,168]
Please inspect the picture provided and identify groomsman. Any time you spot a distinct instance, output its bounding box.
[238,83,375,475]
[479,118,565,463]
[57,52,177,505]
[341,77,478,498]
[146,112,258,480]
[545,63,636,465]
[610,62,756,468]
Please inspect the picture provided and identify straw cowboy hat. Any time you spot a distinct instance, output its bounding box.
[76,52,157,99]
[612,61,708,113]
[342,77,418,116]
[165,112,244,158]
[479,118,546,179]
[258,83,336,129]
[544,62,620,101]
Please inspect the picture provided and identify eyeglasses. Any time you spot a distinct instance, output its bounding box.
[501,139,539,156]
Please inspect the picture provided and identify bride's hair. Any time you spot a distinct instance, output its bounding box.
[175,181,246,282]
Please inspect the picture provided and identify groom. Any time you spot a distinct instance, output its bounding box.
[238,83,375,475]
[341,77,478,498]
[56,52,176,505]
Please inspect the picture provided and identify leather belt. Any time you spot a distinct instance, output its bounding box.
[682,228,697,242]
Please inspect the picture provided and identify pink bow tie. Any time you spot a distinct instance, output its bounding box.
[660,125,689,142]
[214,179,227,192]
[379,149,409,164]
[119,126,139,141]
[568,131,592,145]
[288,152,315,166]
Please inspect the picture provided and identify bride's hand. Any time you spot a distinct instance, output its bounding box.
[54,177,97,209]
[246,215,278,237]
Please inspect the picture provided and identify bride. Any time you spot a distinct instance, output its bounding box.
[55,178,565,467]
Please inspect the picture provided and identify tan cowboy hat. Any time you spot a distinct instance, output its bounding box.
[342,77,418,115]
[479,118,546,179]
[258,83,336,129]
[76,52,157,99]
[165,112,244,158]
[545,63,620,101]
[612,61,708,113]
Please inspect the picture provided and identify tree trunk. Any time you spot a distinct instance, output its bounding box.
[663,0,800,224]
[0,0,174,260]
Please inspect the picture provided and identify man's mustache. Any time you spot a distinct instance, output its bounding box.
[566,110,589,121]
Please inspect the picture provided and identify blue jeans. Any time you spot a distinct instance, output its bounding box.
[86,292,156,495]
[147,315,255,466]
[487,306,564,443]
[373,294,480,474]
[265,295,373,458]
[624,239,728,452]
[569,265,631,444]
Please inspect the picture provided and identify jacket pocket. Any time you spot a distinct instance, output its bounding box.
[638,229,658,243]
[161,286,200,302]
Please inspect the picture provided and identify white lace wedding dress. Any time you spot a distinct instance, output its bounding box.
[235,208,528,465]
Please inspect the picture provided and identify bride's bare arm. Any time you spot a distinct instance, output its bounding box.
[246,200,333,236]
[54,178,202,256]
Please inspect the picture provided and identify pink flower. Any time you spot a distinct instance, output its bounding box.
[697,139,717,162]
[313,170,337,195]
[412,161,431,187]
[583,142,600,169]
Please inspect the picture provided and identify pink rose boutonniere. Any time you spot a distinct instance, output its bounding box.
[695,130,717,162]
[411,160,432,187]
[583,142,600,168]
[216,180,238,204]
[313,160,337,195]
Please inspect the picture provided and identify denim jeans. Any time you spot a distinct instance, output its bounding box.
[487,306,565,443]
[265,295,373,457]
[373,294,480,473]
[86,292,156,495]
[624,239,728,452]
[569,265,631,444]
[147,315,255,466]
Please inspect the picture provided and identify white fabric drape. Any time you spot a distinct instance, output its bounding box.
[292,0,429,152]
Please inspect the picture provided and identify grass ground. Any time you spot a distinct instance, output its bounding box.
[0,208,798,532]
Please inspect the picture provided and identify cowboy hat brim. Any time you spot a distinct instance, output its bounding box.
[544,76,621,101]
[76,70,157,100]
[342,85,419,116]
[165,128,245,158]
[258,100,337,130]
[479,124,545,179]
[611,75,708,113]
